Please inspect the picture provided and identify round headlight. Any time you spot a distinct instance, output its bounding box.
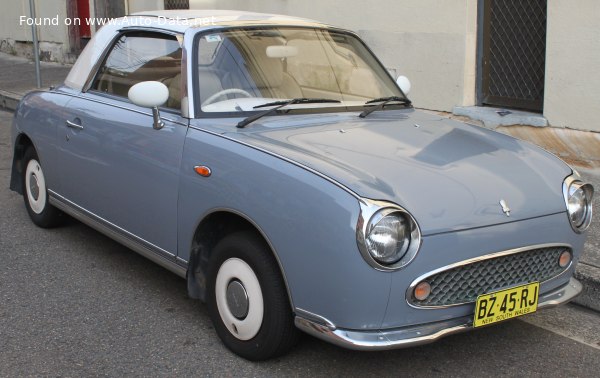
[564,178,594,232]
[365,212,410,264]
[568,186,588,227]
[356,202,422,271]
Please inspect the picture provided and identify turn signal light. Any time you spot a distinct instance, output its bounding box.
[558,250,572,268]
[414,281,431,301]
[194,165,212,177]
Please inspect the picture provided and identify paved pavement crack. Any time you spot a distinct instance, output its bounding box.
[582,261,600,269]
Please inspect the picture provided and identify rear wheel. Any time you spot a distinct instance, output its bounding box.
[22,147,63,228]
[206,231,299,360]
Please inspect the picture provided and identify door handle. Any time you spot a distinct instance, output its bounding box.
[65,120,84,130]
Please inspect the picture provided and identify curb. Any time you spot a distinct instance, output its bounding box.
[453,106,548,128]
[0,90,21,111]
[1,89,599,313]
[573,263,600,312]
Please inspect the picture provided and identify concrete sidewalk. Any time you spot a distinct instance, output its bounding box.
[1,52,599,312]
[0,52,71,110]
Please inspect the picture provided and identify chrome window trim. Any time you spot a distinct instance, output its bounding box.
[356,199,422,271]
[48,190,186,278]
[405,243,573,309]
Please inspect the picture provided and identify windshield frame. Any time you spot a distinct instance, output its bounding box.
[191,25,410,119]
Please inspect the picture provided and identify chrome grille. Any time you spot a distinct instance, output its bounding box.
[412,246,570,307]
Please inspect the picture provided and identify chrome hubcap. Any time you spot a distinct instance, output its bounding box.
[29,174,39,201]
[226,279,249,320]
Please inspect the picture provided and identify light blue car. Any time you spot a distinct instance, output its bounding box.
[10,10,594,360]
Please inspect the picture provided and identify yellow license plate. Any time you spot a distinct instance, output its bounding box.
[473,282,539,327]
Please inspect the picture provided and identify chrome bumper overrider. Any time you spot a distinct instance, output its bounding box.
[294,278,582,351]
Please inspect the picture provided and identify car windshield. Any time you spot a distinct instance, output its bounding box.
[196,27,406,112]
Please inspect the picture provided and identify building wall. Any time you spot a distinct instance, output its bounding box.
[127,0,164,13]
[544,1,600,132]
[0,0,72,62]
[2,1,596,133]
[191,0,478,112]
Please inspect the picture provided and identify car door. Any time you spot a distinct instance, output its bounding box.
[57,31,187,257]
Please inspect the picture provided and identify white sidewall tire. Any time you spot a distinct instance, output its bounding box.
[215,258,264,341]
[25,159,47,215]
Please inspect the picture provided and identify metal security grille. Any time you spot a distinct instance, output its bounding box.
[481,0,547,112]
[412,246,569,307]
[164,0,189,10]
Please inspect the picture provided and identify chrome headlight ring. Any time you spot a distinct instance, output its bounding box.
[356,199,422,271]
[563,175,594,233]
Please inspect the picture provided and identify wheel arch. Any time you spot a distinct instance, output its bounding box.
[186,208,294,310]
[10,132,36,194]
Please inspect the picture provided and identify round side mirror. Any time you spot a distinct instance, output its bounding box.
[128,81,169,108]
[396,75,411,95]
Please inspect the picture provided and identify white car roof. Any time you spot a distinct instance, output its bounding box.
[127,10,325,33]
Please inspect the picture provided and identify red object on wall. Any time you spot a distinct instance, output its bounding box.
[77,0,91,38]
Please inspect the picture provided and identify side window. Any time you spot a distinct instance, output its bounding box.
[91,32,183,110]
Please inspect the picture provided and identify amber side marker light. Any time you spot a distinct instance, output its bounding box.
[414,281,431,301]
[558,250,572,268]
[194,165,212,177]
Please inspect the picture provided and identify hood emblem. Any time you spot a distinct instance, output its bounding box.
[499,199,511,217]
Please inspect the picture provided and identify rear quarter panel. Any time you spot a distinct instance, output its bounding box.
[13,91,73,193]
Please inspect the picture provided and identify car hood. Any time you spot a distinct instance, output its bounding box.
[223,109,571,235]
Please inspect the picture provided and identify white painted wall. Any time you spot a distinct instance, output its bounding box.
[0,0,70,61]
[1,0,70,44]
[1,1,36,43]
[2,1,595,133]
[127,0,164,14]
[544,1,600,132]
[190,0,478,112]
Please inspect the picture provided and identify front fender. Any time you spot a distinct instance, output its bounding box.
[178,124,392,330]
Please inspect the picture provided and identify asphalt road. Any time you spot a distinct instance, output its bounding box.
[1,109,599,377]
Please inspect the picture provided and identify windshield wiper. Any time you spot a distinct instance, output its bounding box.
[237,98,341,128]
[359,96,412,118]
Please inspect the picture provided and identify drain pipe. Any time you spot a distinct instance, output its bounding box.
[28,0,42,88]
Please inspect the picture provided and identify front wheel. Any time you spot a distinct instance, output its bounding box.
[22,147,63,228]
[206,231,299,360]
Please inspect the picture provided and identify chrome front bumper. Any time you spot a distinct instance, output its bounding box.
[294,278,582,351]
